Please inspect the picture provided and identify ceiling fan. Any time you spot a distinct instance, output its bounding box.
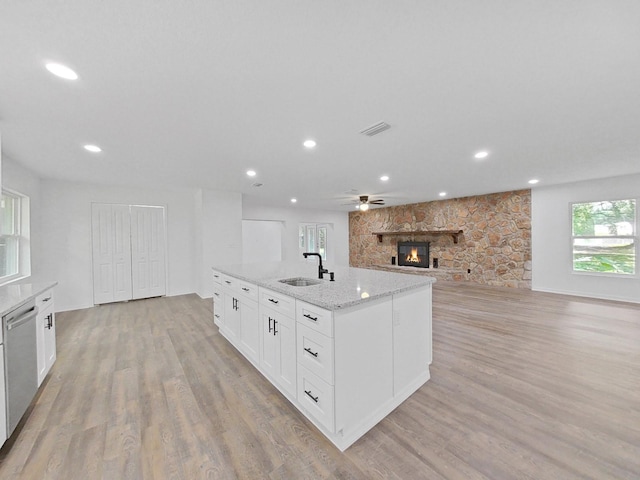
[353,195,385,211]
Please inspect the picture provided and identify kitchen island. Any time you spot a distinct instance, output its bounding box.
[212,262,435,451]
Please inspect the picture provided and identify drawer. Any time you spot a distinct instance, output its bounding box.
[296,300,333,338]
[297,366,335,433]
[36,290,55,310]
[221,274,235,289]
[237,280,259,301]
[212,270,223,285]
[297,323,334,385]
[212,288,224,327]
[259,288,295,318]
[212,283,224,302]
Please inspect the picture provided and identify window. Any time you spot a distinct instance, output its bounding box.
[571,199,636,275]
[0,189,30,283]
[299,223,329,261]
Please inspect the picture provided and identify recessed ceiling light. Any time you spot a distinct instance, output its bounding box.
[474,151,489,159]
[246,170,257,177]
[291,198,297,203]
[528,179,539,184]
[380,175,389,182]
[83,144,102,153]
[303,139,316,149]
[46,62,78,80]
[439,192,447,197]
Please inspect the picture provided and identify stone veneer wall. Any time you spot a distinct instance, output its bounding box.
[349,190,532,288]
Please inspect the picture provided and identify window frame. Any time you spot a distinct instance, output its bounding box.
[570,197,638,278]
[0,188,30,285]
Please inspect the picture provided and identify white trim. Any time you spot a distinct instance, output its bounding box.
[531,286,640,305]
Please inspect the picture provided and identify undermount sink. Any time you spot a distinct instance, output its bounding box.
[278,277,322,287]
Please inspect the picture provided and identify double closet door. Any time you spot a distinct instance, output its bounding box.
[92,203,166,305]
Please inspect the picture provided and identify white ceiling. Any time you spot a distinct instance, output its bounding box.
[1,1,639,211]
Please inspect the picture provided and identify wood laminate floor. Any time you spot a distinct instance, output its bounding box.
[0,283,638,479]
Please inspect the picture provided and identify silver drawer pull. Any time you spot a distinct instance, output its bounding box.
[242,287,250,292]
[304,347,318,358]
[225,280,232,285]
[42,296,52,302]
[303,313,318,322]
[214,292,220,297]
[304,390,319,403]
[214,314,220,318]
[268,298,279,305]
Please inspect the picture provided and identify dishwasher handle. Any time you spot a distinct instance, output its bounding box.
[6,307,38,330]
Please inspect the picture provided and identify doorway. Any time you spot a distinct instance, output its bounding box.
[91,203,167,304]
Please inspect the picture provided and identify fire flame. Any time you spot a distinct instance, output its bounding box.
[406,248,421,263]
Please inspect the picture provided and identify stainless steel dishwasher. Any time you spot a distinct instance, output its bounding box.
[3,300,38,437]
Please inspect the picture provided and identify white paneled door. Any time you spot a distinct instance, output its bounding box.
[91,204,132,304]
[130,205,166,300]
[91,203,166,305]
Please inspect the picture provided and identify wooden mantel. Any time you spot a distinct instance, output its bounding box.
[372,230,464,244]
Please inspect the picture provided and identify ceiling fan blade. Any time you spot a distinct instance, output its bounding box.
[370,200,385,204]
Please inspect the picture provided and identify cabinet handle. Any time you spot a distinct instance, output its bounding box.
[268,298,279,305]
[268,316,273,333]
[225,280,232,285]
[303,313,318,322]
[214,292,219,297]
[273,319,278,335]
[304,390,319,403]
[303,347,318,358]
[214,274,219,278]
[242,287,250,292]
[46,313,53,329]
[42,296,52,302]
[233,298,239,311]
[214,314,220,319]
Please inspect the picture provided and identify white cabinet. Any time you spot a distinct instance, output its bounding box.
[36,289,56,386]
[0,345,6,446]
[259,291,297,400]
[218,274,259,365]
[212,270,432,451]
[212,271,224,328]
[238,296,259,364]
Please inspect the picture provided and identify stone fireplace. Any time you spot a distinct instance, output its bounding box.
[397,241,430,268]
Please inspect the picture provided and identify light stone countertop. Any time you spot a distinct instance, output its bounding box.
[212,262,435,310]
[0,282,58,317]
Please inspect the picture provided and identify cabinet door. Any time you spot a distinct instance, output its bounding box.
[36,309,47,386]
[239,298,259,364]
[223,295,240,342]
[275,313,297,398]
[260,309,278,379]
[44,311,56,372]
[260,307,297,399]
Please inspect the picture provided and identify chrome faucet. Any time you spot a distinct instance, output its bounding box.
[303,252,329,279]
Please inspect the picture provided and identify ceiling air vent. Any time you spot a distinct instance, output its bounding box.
[360,121,391,137]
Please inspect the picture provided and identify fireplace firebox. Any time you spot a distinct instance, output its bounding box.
[397,241,430,268]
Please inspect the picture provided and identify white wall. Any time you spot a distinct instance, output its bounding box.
[532,174,640,303]
[196,189,242,298]
[242,197,350,267]
[39,179,198,311]
[242,220,283,264]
